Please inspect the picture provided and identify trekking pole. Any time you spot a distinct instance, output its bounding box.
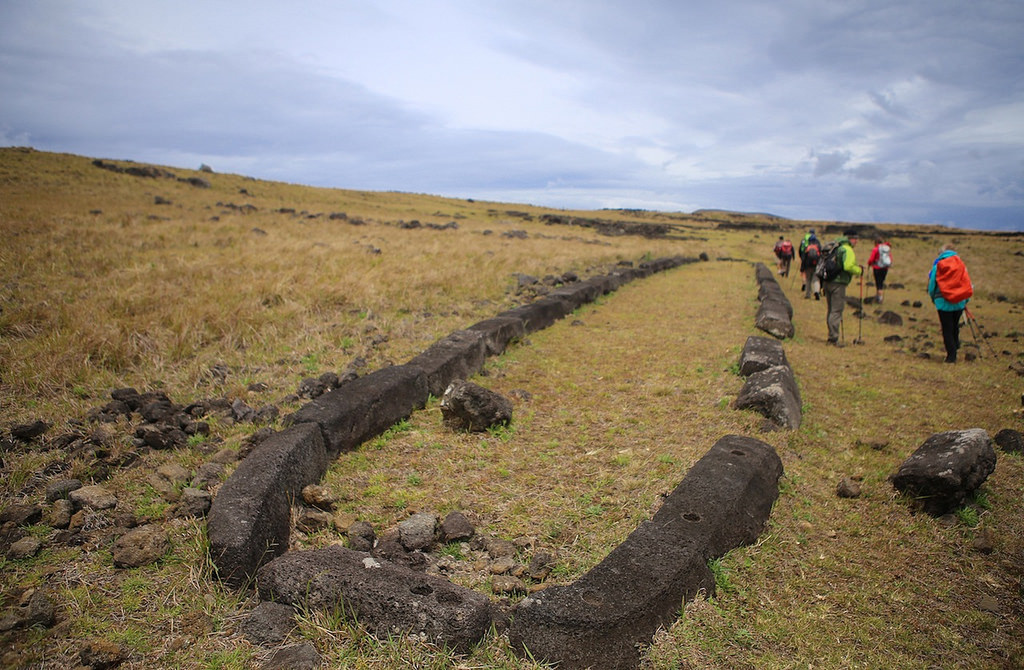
[853,270,865,345]
[965,308,999,357]
[962,312,983,358]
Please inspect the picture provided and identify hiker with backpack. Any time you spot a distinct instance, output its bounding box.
[867,237,893,303]
[817,228,862,346]
[799,229,821,300]
[774,236,794,277]
[928,243,973,363]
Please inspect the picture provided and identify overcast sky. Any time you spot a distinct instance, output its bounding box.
[2,1,1022,230]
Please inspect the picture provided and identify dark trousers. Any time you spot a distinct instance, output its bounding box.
[824,281,847,342]
[873,267,888,291]
[938,309,963,362]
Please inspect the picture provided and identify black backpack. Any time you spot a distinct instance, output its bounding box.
[814,242,842,282]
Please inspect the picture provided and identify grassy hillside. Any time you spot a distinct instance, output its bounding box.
[1,148,1023,668]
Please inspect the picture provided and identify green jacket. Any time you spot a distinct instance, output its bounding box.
[834,238,863,285]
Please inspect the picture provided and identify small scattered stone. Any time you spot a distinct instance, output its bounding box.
[70,485,117,511]
[877,311,904,327]
[972,528,995,554]
[173,488,212,518]
[399,512,438,552]
[347,521,376,552]
[210,448,238,464]
[0,588,56,632]
[45,499,74,529]
[156,463,191,486]
[45,478,83,502]
[527,550,556,581]
[139,425,186,450]
[7,536,42,559]
[295,508,333,534]
[253,404,279,424]
[11,420,49,441]
[191,462,226,489]
[439,511,475,543]
[489,556,516,575]
[241,601,297,647]
[301,484,337,511]
[68,509,88,531]
[230,398,255,422]
[484,537,517,559]
[837,477,862,499]
[78,638,126,669]
[262,643,321,670]
[146,472,180,502]
[491,575,527,596]
[332,511,357,534]
[183,420,211,437]
[994,428,1024,455]
[372,534,410,565]
[978,595,1002,615]
[0,503,42,526]
[112,524,169,568]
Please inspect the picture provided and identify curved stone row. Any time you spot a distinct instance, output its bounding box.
[499,264,799,666]
[753,262,795,339]
[507,434,783,669]
[208,256,699,586]
[734,335,803,430]
[736,265,802,429]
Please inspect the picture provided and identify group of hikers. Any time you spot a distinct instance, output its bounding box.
[772,228,974,363]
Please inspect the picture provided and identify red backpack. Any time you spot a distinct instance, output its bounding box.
[934,255,973,302]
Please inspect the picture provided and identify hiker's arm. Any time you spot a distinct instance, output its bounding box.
[844,248,862,276]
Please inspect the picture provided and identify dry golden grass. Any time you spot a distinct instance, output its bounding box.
[1,148,1023,669]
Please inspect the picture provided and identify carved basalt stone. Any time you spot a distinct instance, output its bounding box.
[467,316,526,356]
[257,545,494,653]
[738,335,790,377]
[440,381,513,432]
[497,296,574,334]
[407,329,488,398]
[207,422,328,585]
[734,365,802,429]
[890,428,996,515]
[508,435,783,670]
[285,364,428,456]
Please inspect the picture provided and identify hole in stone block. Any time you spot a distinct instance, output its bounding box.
[683,512,701,522]
[731,449,746,456]
[411,584,434,596]
[436,590,462,604]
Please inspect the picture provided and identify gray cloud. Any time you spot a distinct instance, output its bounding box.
[812,150,852,177]
[0,1,1021,230]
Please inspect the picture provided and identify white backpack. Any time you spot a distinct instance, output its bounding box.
[877,243,892,268]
